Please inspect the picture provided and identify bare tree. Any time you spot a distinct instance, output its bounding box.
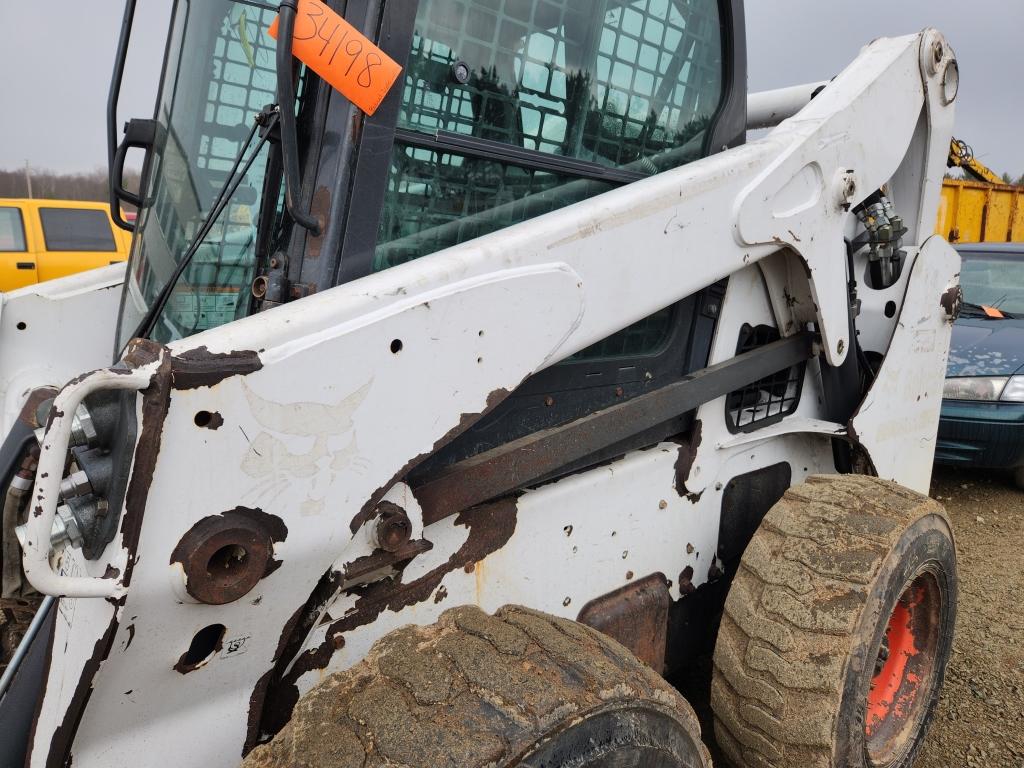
[0,167,140,210]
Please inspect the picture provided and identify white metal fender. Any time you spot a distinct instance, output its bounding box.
[851,236,961,492]
[30,264,586,767]
[0,264,126,435]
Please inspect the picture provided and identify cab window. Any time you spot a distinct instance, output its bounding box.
[0,208,26,252]
[374,0,723,359]
[38,208,117,252]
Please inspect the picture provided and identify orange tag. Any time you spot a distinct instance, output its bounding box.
[268,0,402,116]
[982,305,1006,318]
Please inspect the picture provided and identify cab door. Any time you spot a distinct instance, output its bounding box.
[0,204,39,290]
[35,205,124,282]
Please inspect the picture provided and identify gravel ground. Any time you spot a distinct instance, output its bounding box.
[915,466,1024,768]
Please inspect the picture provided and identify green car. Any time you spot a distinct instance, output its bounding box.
[937,242,1024,486]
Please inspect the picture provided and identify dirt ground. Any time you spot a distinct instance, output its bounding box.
[681,466,1024,767]
[915,467,1024,768]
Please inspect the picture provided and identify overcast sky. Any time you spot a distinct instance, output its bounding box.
[0,2,1020,176]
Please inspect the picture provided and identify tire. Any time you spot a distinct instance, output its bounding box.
[711,474,957,768]
[243,605,712,768]
[1012,466,1024,491]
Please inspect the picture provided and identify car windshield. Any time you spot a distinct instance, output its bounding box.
[115,0,283,352]
[959,251,1024,316]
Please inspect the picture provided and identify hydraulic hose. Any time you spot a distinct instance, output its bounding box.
[275,0,320,234]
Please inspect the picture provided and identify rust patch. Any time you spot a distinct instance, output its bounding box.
[678,565,696,595]
[45,610,120,767]
[673,421,703,502]
[434,585,448,604]
[18,385,58,429]
[305,185,331,261]
[250,498,519,749]
[577,573,670,672]
[45,351,172,767]
[119,352,172,590]
[170,346,263,391]
[349,388,510,533]
[121,337,164,369]
[244,575,343,755]
[342,539,433,585]
[940,284,963,319]
[170,507,288,605]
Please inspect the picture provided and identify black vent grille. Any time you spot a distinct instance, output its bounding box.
[725,325,805,432]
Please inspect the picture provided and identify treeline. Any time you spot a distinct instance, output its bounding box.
[0,167,140,204]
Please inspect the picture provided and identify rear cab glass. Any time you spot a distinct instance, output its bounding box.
[38,207,118,252]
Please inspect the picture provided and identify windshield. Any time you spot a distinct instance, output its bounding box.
[115,0,282,351]
[960,252,1024,316]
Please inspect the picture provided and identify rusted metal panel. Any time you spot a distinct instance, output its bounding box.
[577,573,671,673]
[169,508,288,605]
[412,334,814,523]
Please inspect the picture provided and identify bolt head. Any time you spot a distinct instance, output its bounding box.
[376,503,412,553]
[452,60,471,84]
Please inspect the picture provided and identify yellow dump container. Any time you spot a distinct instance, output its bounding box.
[936,179,1024,243]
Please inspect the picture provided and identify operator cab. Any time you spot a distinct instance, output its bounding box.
[114,0,746,468]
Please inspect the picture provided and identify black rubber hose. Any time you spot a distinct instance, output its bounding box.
[275,1,320,234]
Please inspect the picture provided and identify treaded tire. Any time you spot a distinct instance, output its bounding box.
[243,604,712,768]
[711,474,957,768]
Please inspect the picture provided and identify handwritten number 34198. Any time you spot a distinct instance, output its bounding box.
[294,5,382,89]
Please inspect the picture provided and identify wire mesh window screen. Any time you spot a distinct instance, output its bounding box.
[376,145,608,267]
[397,0,722,166]
[376,0,724,359]
[726,325,806,432]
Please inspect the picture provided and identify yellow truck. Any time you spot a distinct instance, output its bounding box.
[0,199,130,291]
[937,138,1024,243]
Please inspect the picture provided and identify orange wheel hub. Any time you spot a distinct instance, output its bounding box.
[864,572,942,765]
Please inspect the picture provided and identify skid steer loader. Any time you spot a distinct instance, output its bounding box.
[0,1,963,766]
